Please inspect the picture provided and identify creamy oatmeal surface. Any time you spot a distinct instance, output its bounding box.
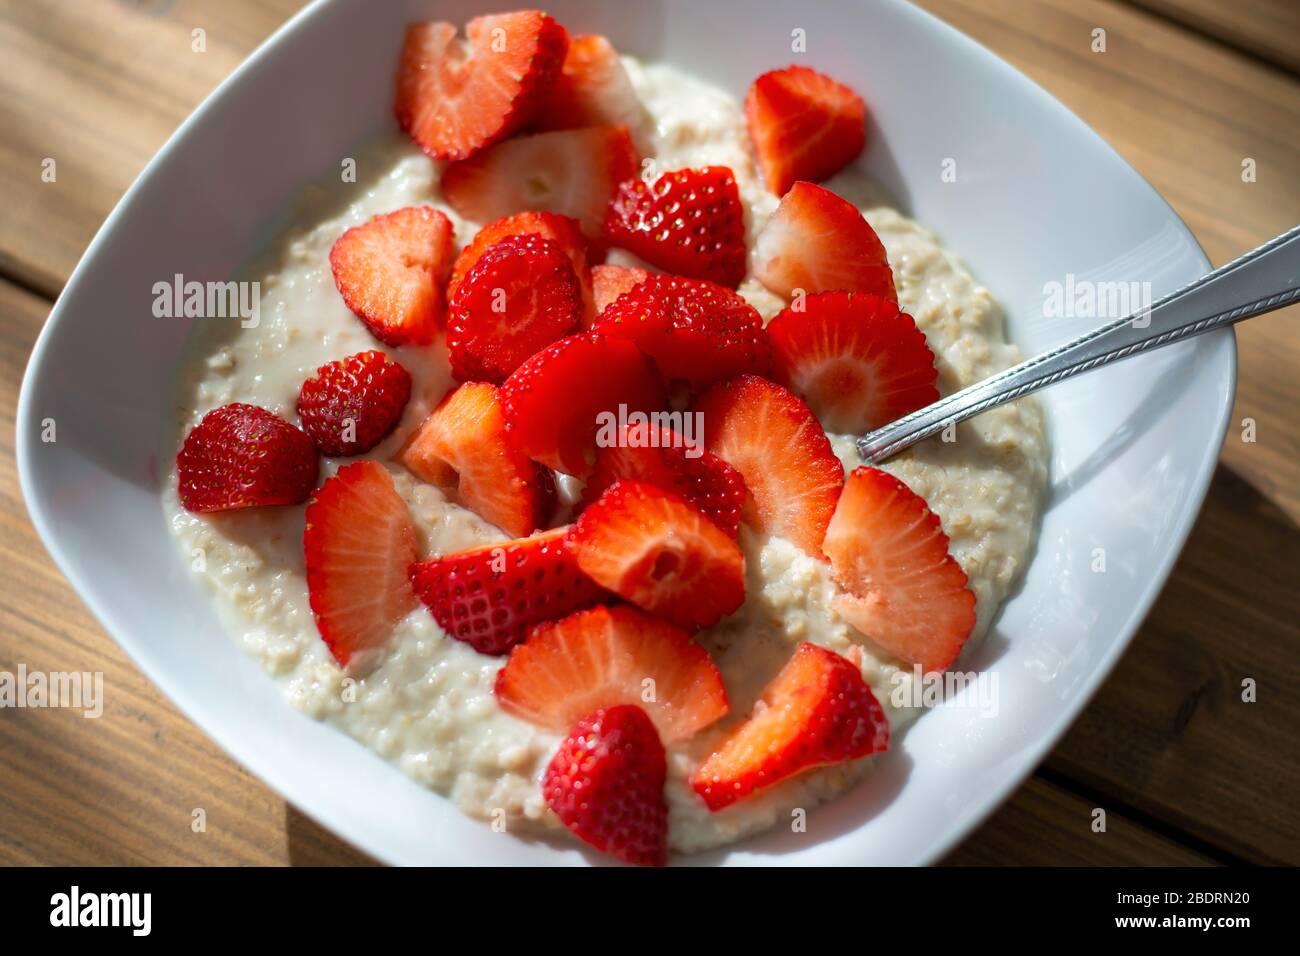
[164,60,1048,854]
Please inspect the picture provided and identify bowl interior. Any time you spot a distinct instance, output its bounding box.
[17,0,1233,865]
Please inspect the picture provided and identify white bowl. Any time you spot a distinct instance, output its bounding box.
[16,0,1233,865]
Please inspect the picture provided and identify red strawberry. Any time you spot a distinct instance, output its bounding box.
[569,481,745,630]
[304,461,419,667]
[582,422,746,537]
[692,641,889,811]
[692,375,844,556]
[397,383,554,538]
[297,351,412,456]
[499,332,666,477]
[752,181,896,303]
[495,604,729,743]
[767,292,938,433]
[537,34,650,148]
[593,275,770,387]
[544,705,667,867]
[603,167,747,288]
[446,233,583,383]
[410,528,604,656]
[591,263,650,313]
[442,124,639,236]
[745,66,867,196]
[823,467,976,673]
[177,403,318,513]
[329,206,455,346]
[394,13,569,161]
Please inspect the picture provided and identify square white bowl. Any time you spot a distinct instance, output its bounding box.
[17,0,1234,865]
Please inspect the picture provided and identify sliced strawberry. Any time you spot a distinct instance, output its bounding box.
[752,181,896,303]
[692,375,844,556]
[446,233,583,383]
[304,461,418,667]
[823,467,976,673]
[692,641,889,811]
[395,13,568,161]
[297,351,412,456]
[329,206,455,346]
[410,528,604,656]
[593,275,770,387]
[537,34,650,149]
[495,604,729,743]
[442,124,639,236]
[569,481,745,630]
[397,383,554,537]
[767,292,938,433]
[603,167,747,288]
[582,422,746,537]
[499,332,666,477]
[745,66,867,196]
[544,705,667,867]
[591,264,650,313]
[177,403,318,513]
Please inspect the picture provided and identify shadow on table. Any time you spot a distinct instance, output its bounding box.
[285,804,380,867]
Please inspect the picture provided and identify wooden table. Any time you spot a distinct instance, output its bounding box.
[1,0,1296,866]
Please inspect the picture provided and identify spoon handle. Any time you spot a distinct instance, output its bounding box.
[856,223,1300,465]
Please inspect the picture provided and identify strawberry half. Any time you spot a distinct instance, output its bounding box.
[410,528,604,656]
[593,275,771,388]
[397,383,554,538]
[304,461,419,667]
[823,467,976,673]
[394,12,569,161]
[752,181,896,303]
[745,65,867,196]
[692,375,844,556]
[569,481,745,631]
[442,124,639,237]
[544,704,668,867]
[329,206,455,347]
[499,332,667,478]
[582,422,746,538]
[591,263,650,313]
[537,34,650,149]
[177,403,318,513]
[767,292,938,433]
[446,233,583,383]
[692,642,889,811]
[297,350,412,456]
[494,604,729,743]
[603,166,747,288]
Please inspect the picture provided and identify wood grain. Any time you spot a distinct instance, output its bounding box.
[1127,0,1300,75]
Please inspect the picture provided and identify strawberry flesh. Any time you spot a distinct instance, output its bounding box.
[591,264,650,314]
[537,34,650,149]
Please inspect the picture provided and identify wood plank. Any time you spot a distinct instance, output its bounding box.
[1126,0,1300,75]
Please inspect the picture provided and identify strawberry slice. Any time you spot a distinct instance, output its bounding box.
[692,641,889,811]
[410,528,604,656]
[304,461,419,667]
[297,350,412,457]
[442,124,639,236]
[692,375,844,556]
[767,292,938,433]
[494,604,729,743]
[394,13,569,161]
[823,467,976,673]
[581,422,746,538]
[446,233,583,383]
[592,275,771,387]
[544,705,668,867]
[499,332,666,478]
[329,206,455,347]
[752,181,896,303]
[397,383,554,538]
[745,66,867,196]
[591,263,650,313]
[569,481,745,631]
[177,403,319,513]
[603,167,747,288]
[537,34,650,149]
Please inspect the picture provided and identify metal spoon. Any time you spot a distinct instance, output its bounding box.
[857,224,1300,464]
